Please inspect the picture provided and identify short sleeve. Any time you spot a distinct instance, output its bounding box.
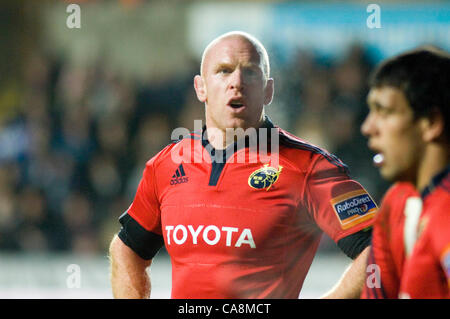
[305,156,377,243]
[118,159,164,260]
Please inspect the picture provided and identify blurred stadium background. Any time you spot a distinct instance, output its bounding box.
[0,0,448,298]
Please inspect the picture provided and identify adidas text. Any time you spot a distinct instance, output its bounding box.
[170,177,189,185]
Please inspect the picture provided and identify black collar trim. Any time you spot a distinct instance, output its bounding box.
[421,164,450,198]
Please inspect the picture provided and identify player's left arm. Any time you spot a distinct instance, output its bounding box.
[321,242,371,299]
[305,156,376,298]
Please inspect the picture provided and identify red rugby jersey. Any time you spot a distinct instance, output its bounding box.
[119,119,376,298]
[361,182,418,299]
[399,167,450,298]
[362,167,450,299]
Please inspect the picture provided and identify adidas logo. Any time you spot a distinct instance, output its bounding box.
[170,164,189,185]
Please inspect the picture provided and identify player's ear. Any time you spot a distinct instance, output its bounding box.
[264,78,274,106]
[420,109,444,142]
[194,75,207,103]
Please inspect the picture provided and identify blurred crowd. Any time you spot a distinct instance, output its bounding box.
[0,42,389,255]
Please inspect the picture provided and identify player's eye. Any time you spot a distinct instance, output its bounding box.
[370,103,393,118]
[243,67,259,78]
[218,67,232,74]
[377,106,394,117]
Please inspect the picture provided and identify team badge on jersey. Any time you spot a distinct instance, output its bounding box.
[248,164,283,191]
[330,189,377,229]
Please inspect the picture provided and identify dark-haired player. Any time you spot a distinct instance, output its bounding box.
[109,31,376,299]
[361,47,450,298]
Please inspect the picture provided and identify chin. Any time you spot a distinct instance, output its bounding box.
[226,119,249,130]
[379,166,397,182]
[381,172,397,183]
[381,167,412,184]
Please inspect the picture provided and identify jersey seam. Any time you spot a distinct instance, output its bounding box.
[149,159,162,210]
[302,155,323,227]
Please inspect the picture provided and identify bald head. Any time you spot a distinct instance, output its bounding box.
[200,31,270,81]
[193,30,275,137]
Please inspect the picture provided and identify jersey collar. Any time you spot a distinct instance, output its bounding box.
[421,164,450,198]
[201,116,276,164]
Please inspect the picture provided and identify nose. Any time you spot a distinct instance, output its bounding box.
[228,69,245,91]
[360,111,376,138]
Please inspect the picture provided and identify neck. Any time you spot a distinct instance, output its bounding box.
[205,116,266,150]
[415,143,450,192]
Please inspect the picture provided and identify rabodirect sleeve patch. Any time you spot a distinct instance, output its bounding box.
[331,189,377,230]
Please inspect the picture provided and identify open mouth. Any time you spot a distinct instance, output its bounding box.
[228,98,246,109]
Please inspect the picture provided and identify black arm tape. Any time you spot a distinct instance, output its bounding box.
[118,212,164,260]
[337,227,372,259]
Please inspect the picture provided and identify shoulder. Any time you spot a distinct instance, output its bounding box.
[377,182,418,217]
[276,127,349,175]
[424,186,450,223]
[145,130,202,168]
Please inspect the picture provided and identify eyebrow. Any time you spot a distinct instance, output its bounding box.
[215,62,234,70]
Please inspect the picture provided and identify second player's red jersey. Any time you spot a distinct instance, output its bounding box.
[361,182,417,298]
[399,167,450,298]
[120,119,376,298]
[362,167,450,299]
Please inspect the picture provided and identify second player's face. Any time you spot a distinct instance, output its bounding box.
[361,86,425,183]
[195,36,273,132]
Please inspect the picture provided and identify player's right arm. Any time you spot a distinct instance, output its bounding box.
[109,156,165,298]
[109,234,152,298]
